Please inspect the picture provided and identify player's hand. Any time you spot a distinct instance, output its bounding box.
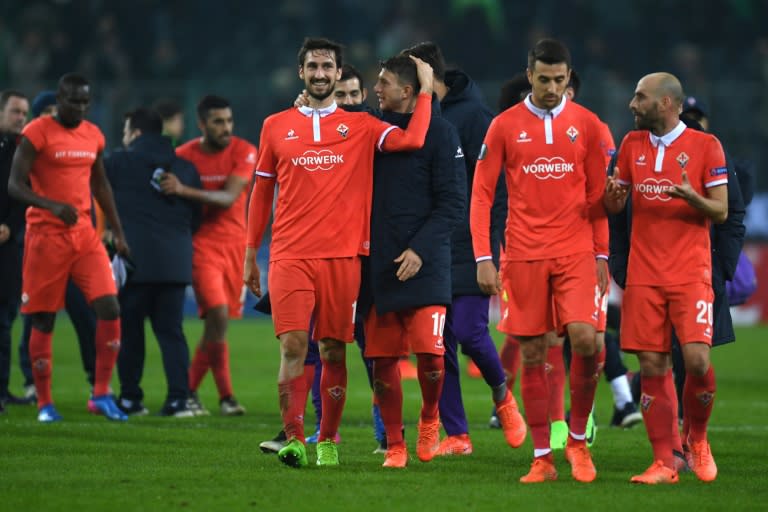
[410,56,434,95]
[476,260,501,295]
[394,248,422,282]
[667,170,695,202]
[0,223,10,245]
[604,167,628,201]
[159,172,184,195]
[243,247,262,296]
[113,234,131,257]
[293,89,310,108]
[596,258,609,296]
[50,201,78,226]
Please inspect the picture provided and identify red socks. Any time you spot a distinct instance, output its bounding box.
[373,357,404,446]
[521,363,550,451]
[208,341,233,399]
[500,335,520,391]
[684,365,716,443]
[546,345,565,422]
[278,375,307,443]
[94,319,120,396]
[188,344,210,391]
[569,352,600,435]
[640,374,677,469]
[416,353,444,421]
[29,328,53,408]
[318,355,347,442]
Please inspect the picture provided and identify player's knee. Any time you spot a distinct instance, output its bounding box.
[519,339,547,366]
[30,312,55,333]
[319,339,346,363]
[684,352,710,377]
[93,295,120,320]
[569,327,596,356]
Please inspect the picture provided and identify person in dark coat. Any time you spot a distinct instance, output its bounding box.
[403,42,517,455]
[608,116,746,453]
[360,55,465,467]
[105,107,202,417]
[0,90,30,409]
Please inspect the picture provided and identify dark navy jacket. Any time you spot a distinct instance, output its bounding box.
[362,104,466,315]
[608,132,746,345]
[105,133,201,284]
[0,133,25,301]
[442,69,507,296]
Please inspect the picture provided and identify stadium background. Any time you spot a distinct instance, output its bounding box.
[3,0,766,321]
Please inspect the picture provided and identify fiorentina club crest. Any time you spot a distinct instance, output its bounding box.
[336,123,349,138]
[697,391,714,407]
[544,362,553,374]
[566,125,579,143]
[677,152,689,168]
[327,385,346,401]
[640,393,654,412]
[593,362,605,381]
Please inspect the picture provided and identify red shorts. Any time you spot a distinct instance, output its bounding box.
[268,257,360,342]
[621,283,714,353]
[498,252,598,336]
[364,305,447,358]
[192,237,246,319]
[21,227,116,313]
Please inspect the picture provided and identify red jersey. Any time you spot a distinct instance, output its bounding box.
[616,123,727,286]
[471,96,608,262]
[21,116,105,232]
[250,94,432,261]
[176,136,256,241]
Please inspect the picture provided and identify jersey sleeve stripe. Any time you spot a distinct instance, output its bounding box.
[705,178,728,188]
[255,171,276,178]
[377,126,397,151]
[475,255,493,263]
[617,179,630,186]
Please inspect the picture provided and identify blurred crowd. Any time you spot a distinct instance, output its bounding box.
[2,0,767,188]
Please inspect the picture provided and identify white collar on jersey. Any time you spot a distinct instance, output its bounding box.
[297,103,338,118]
[524,93,567,119]
[649,120,686,147]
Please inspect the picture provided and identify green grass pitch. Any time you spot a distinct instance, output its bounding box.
[2,319,767,511]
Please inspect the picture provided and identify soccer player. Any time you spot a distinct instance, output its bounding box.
[403,41,525,458]
[471,39,608,483]
[107,108,202,417]
[161,95,256,416]
[333,64,368,106]
[604,72,728,484]
[244,37,434,468]
[8,73,128,422]
[14,90,101,408]
[362,54,465,468]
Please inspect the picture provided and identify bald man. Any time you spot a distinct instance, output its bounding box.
[604,72,728,484]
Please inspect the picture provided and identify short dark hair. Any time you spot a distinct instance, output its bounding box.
[125,107,163,134]
[567,69,581,99]
[527,38,571,71]
[297,37,344,68]
[58,72,89,93]
[0,90,27,110]
[196,95,230,121]
[380,55,419,91]
[402,41,446,81]
[498,72,530,111]
[151,98,182,120]
[340,64,364,89]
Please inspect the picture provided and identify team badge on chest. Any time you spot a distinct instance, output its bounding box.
[336,123,349,138]
[566,125,579,143]
[676,152,689,169]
